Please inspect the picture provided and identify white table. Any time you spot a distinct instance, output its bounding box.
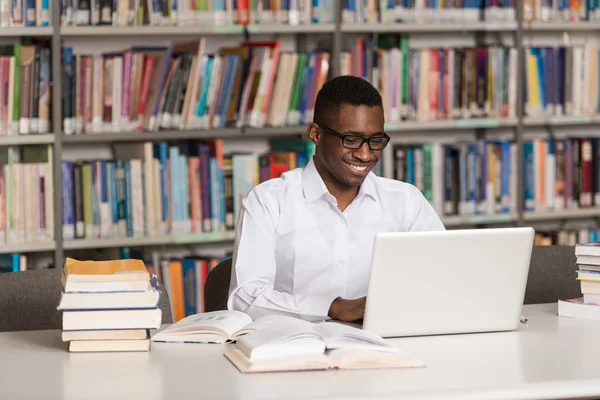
[2,303,600,400]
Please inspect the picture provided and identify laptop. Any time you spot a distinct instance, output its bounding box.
[362,227,535,338]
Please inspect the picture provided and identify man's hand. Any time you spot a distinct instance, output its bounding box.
[328,297,366,322]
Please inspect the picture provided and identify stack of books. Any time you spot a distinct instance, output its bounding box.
[59,258,163,352]
[558,242,600,320]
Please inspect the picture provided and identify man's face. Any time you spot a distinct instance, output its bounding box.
[311,104,385,188]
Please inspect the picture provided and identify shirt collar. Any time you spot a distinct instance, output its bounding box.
[302,157,378,204]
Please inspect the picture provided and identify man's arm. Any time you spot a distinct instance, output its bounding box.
[227,188,339,322]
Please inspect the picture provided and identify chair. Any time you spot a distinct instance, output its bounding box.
[0,268,173,332]
[523,245,579,305]
[204,258,232,312]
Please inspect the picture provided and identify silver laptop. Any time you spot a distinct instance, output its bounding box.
[362,227,535,338]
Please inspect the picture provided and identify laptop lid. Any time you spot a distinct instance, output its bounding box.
[362,227,535,338]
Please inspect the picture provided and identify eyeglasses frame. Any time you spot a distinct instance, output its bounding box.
[316,123,391,151]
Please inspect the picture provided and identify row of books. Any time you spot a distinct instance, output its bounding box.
[523,138,600,212]
[534,229,600,246]
[0,146,54,245]
[152,255,222,322]
[0,253,27,272]
[0,0,50,27]
[0,42,51,136]
[523,0,600,22]
[525,46,600,119]
[60,138,313,240]
[62,40,330,134]
[342,0,515,23]
[61,0,333,26]
[346,39,517,123]
[390,136,600,217]
[391,141,517,216]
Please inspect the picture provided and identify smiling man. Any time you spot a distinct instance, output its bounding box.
[227,76,445,323]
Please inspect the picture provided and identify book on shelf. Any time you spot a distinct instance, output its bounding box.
[343,37,518,124]
[0,254,27,272]
[62,0,332,26]
[523,0,600,22]
[559,242,600,321]
[224,315,423,373]
[0,42,52,136]
[342,0,516,23]
[0,1,50,27]
[59,258,162,352]
[0,145,54,247]
[62,40,330,133]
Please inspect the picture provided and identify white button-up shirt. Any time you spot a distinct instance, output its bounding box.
[227,158,445,321]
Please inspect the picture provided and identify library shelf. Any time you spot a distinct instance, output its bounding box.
[341,21,518,33]
[384,118,518,132]
[0,27,53,36]
[523,116,595,127]
[0,134,54,146]
[523,21,600,32]
[244,126,306,137]
[61,129,242,143]
[524,209,600,221]
[60,24,335,37]
[0,242,56,254]
[62,231,236,250]
[442,213,517,227]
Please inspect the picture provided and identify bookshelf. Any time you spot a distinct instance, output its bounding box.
[0,0,597,270]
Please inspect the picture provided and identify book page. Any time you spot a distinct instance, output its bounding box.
[152,310,252,341]
[236,318,325,361]
[314,322,397,352]
[232,314,301,338]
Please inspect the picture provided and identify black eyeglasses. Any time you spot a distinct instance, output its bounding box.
[317,124,390,150]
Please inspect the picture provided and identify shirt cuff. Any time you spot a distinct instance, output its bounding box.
[297,294,340,322]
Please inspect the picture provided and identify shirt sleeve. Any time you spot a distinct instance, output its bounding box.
[407,185,447,232]
[226,187,337,322]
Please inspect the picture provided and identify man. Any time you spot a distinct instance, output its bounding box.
[227,76,445,323]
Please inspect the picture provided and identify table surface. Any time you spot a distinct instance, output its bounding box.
[2,303,600,400]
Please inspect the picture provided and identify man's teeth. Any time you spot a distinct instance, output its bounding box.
[348,164,367,171]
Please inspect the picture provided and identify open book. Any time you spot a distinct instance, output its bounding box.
[225,318,425,373]
[150,310,295,343]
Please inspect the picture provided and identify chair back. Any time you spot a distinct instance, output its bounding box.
[523,245,579,304]
[0,268,173,332]
[204,258,232,312]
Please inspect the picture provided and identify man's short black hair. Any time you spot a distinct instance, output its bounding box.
[313,75,383,127]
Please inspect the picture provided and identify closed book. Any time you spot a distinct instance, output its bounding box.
[62,308,162,331]
[61,257,151,293]
[68,338,150,352]
[62,329,148,341]
[559,298,600,321]
[58,289,160,311]
[576,241,600,257]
